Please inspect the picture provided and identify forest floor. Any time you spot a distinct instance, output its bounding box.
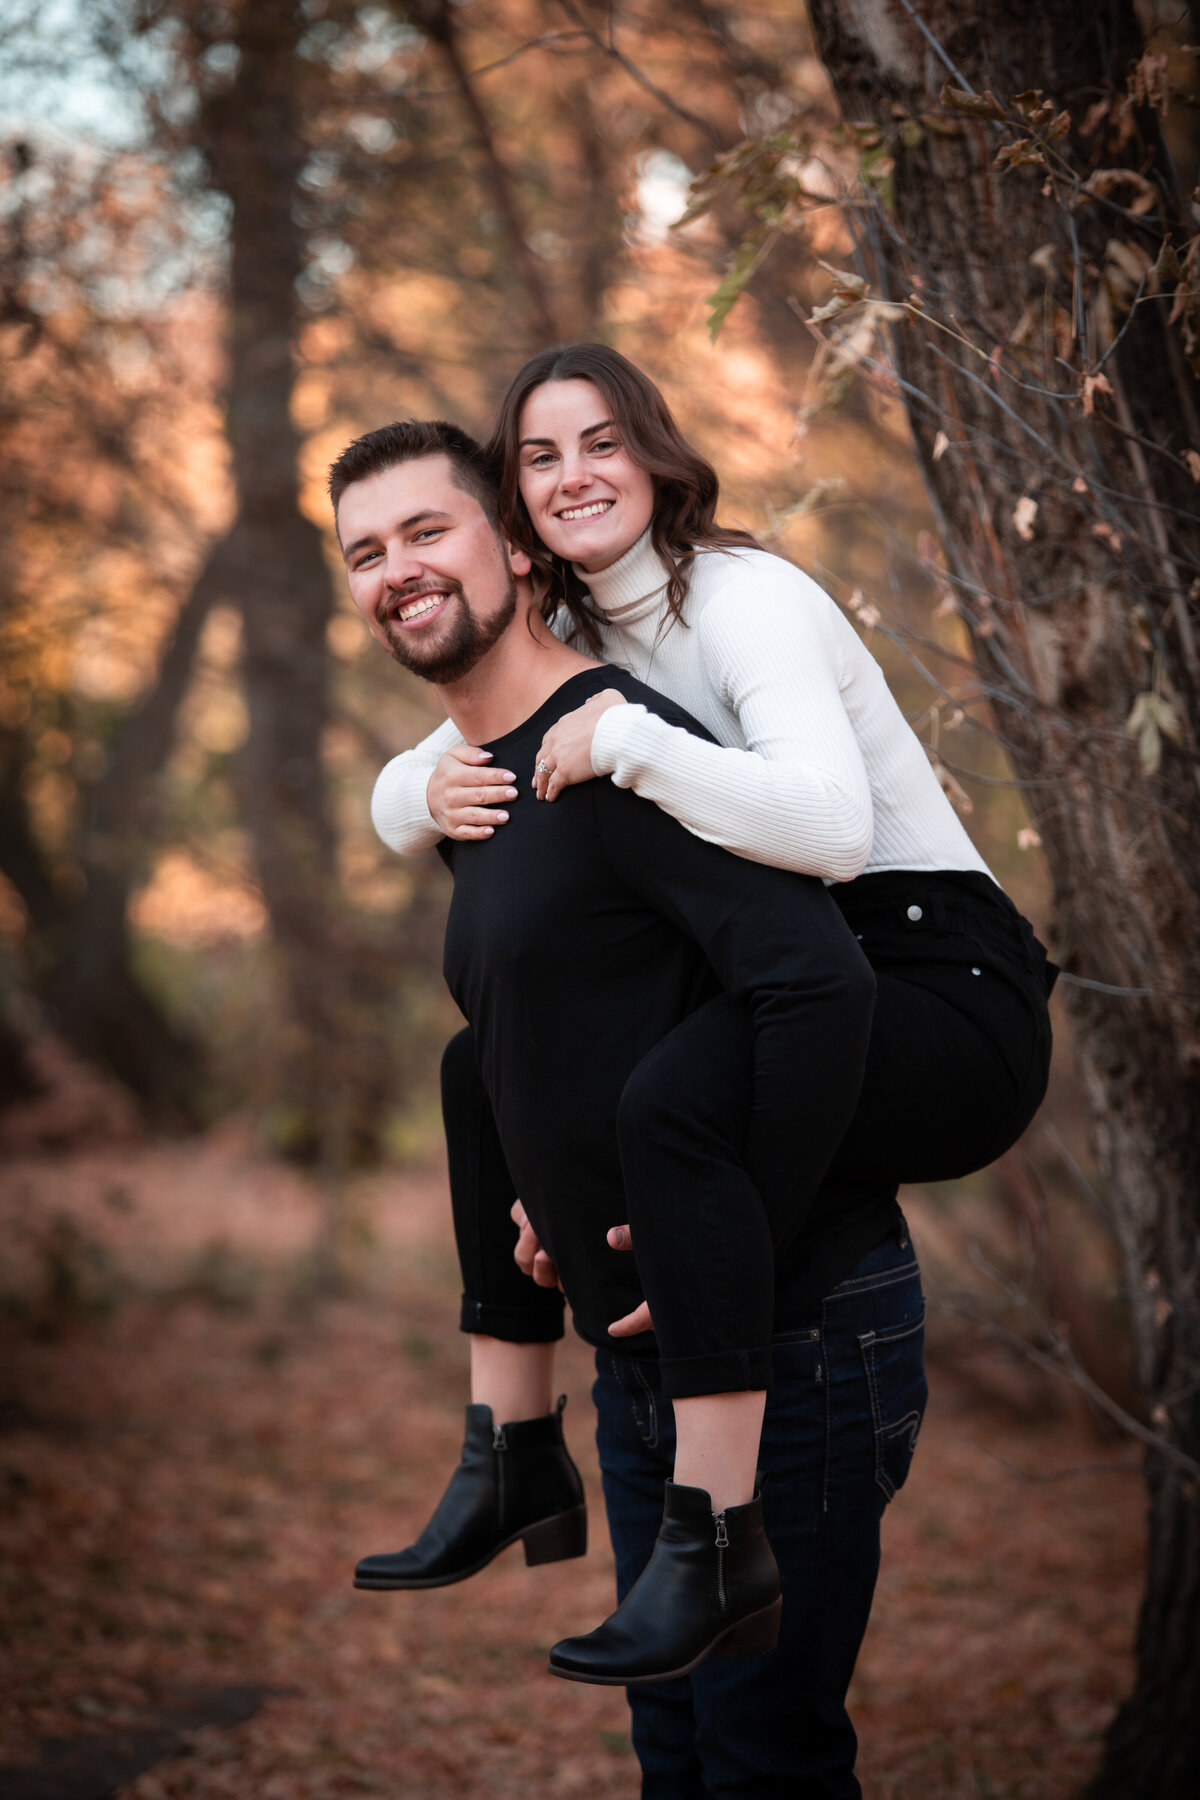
[0,1108,1144,1800]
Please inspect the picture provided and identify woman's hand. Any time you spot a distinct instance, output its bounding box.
[427,744,518,840]
[533,689,627,802]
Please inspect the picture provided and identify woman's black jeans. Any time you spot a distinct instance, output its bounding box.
[443,870,1055,1395]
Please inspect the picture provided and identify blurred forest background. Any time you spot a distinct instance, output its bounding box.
[1,2,1197,1797]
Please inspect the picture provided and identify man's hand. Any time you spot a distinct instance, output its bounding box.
[605,1223,653,1337]
[533,690,627,802]
[427,744,518,840]
[510,1200,562,1289]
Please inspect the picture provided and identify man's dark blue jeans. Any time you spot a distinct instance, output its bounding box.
[592,1224,927,1800]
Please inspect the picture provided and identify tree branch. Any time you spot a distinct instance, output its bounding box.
[419,1,565,346]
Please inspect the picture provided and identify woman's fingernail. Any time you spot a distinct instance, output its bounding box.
[501,772,515,782]
[504,787,517,798]
[495,812,508,822]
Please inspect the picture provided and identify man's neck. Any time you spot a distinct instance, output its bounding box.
[438,604,599,745]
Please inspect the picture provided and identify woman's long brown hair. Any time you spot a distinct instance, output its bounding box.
[486,344,760,650]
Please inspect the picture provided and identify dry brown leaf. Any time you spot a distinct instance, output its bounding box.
[1080,370,1114,417]
[939,82,1007,122]
[1013,496,1038,541]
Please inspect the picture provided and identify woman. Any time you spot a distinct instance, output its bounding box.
[363,348,1054,1728]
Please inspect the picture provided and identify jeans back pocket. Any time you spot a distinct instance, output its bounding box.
[858,1310,928,1502]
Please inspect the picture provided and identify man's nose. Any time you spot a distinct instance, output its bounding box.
[383,544,426,586]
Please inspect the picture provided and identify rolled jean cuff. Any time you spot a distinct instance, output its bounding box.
[459,1293,565,1342]
[659,1345,773,1400]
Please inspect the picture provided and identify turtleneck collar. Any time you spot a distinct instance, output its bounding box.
[573,527,672,625]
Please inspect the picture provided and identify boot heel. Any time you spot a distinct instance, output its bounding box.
[714,1596,782,1658]
[522,1504,588,1566]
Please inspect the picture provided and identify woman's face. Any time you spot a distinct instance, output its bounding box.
[516,378,656,574]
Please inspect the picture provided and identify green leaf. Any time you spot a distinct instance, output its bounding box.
[706,233,774,342]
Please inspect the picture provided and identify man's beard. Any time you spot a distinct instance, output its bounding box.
[378,573,518,684]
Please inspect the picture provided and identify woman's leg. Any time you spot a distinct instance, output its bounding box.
[350,1034,586,1589]
[614,996,801,1515]
[608,909,1046,1516]
[469,1337,557,1423]
[441,1028,566,1366]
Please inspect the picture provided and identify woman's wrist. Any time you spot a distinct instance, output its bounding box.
[589,699,643,776]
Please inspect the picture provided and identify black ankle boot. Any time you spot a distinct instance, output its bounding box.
[548,1479,780,1685]
[354,1396,586,1590]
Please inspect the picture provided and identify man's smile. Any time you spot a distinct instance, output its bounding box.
[386,587,455,627]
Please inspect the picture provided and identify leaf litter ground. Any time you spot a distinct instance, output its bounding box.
[0,1127,1142,1799]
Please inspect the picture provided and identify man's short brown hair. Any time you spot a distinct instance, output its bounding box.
[328,419,500,530]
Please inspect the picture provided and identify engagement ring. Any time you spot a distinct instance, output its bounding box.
[536,761,551,774]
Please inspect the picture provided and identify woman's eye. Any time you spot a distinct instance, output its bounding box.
[589,437,619,455]
[527,451,557,468]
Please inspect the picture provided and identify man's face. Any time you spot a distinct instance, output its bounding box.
[339,454,531,684]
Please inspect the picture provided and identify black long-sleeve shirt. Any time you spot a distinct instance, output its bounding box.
[437,666,877,1355]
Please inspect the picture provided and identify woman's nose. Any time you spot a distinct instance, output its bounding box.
[558,458,592,493]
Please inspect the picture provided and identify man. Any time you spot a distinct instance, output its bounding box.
[331,419,922,1799]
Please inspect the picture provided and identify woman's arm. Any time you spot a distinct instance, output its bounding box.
[371,603,575,854]
[590,571,877,880]
[372,718,520,851]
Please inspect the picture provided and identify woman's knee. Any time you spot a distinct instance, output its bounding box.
[440,1027,484,1128]
[618,1029,750,1160]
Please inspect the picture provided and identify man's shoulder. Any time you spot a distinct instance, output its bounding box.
[595,666,718,745]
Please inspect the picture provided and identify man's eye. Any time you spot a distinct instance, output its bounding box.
[354,550,381,568]
[413,527,445,542]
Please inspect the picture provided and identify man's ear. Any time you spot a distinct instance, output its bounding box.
[506,539,533,579]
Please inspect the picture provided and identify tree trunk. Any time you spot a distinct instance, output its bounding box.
[805,2,1200,1790]
[0,562,214,1125]
[199,0,348,1157]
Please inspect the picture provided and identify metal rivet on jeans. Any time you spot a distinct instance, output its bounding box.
[906,904,923,922]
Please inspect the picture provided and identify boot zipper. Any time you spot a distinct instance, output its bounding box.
[493,1424,507,1522]
[714,1512,728,1610]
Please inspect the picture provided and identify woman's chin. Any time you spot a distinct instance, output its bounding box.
[554,532,637,574]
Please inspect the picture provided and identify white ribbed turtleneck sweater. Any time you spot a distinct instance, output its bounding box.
[370,531,994,884]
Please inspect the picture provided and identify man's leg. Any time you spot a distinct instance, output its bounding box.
[687,1227,927,1800]
[592,1352,711,1800]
